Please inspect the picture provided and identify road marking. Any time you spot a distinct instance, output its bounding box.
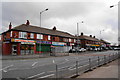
[32,62,38,67]
[1,65,14,72]
[39,74,55,78]
[65,59,69,61]
[53,60,55,64]
[28,72,45,79]
[69,68,76,70]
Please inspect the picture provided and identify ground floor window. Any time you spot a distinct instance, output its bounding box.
[20,44,34,55]
[36,43,51,53]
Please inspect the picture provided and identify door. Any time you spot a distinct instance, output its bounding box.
[12,44,17,55]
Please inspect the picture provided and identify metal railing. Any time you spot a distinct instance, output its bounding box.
[53,52,119,78]
[26,52,119,79]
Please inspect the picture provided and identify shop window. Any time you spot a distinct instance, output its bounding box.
[30,33,34,39]
[37,34,43,39]
[48,35,51,40]
[19,32,27,39]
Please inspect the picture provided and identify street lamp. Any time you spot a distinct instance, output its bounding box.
[40,8,48,27]
[110,4,118,8]
[100,29,104,51]
[77,21,84,36]
[76,21,84,53]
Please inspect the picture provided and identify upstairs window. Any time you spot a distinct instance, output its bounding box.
[19,32,27,39]
[69,38,72,42]
[52,36,55,41]
[64,38,69,42]
[30,33,34,39]
[48,35,51,40]
[10,31,13,37]
[59,37,63,42]
[37,34,43,39]
[74,39,76,43]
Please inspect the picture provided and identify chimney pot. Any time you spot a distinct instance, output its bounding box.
[9,22,12,30]
[93,36,95,38]
[81,32,83,36]
[53,26,56,30]
[90,35,92,37]
[26,20,30,25]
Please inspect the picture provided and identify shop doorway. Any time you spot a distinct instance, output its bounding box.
[12,44,17,55]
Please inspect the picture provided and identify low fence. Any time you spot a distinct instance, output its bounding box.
[26,52,119,80]
[54,53,119,78]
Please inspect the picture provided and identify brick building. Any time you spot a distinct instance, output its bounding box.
[78,32,101,50]
[1,21,76,55]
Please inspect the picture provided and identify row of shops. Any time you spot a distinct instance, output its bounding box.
[2,38,74,55]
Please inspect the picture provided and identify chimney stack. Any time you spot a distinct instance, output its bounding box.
[26,20,30,25]
[81,32,83,36]
[53,26,56,30]
[9,22,12,30]
[93,36,95,38]
[90,35,92,37]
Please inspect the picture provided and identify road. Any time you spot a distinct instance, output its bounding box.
[1,50,118,79]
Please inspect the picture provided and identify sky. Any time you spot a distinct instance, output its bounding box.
[0,0,119,45]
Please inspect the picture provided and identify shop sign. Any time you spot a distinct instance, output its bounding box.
[11,39,35,43]
[86,44,100,47]
[52,42,66,46]
[86,44,91,46]
[21,42,35,44]
[3,41,10,43]
[91,44,100,47]
[36,41,51,44]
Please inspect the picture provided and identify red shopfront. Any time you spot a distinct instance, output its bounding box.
[11,38,35,55]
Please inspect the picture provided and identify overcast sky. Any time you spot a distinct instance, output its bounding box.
[0,0,119,45]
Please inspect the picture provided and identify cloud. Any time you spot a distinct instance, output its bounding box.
[1,1,118,45]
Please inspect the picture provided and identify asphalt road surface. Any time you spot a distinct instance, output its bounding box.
[1,50,118,79]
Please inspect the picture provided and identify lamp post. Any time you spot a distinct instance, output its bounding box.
[110,4,118,8]
[39,8,48,56]
[100,30,104,51]
[76,21,84,53]
[40,8,48,27]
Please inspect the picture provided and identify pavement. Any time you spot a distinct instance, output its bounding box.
[77,59,119,78]
[0,51,107,60]
[0,53,69,60]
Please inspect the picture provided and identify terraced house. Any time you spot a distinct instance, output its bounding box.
[78,32,101,50]
[1,20,76,55]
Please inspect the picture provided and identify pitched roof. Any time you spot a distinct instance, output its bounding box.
[11,24,75,38]
[79,35,100,41]
[100,39,110,44]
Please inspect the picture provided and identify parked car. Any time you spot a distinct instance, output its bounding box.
[113,47,120,50]
[79,48,86,52]
[69,49,76,53]
[93,48,97,51]
[69,48,80,53]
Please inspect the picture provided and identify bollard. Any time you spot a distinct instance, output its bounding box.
[56,64,58,78]
[76,61,79,75]
[112,53,114,61]
[104,55,106,64]
[108,54,111,62]
[98,56,100,66]
[116,53,118,59]
[89,58,92,71]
